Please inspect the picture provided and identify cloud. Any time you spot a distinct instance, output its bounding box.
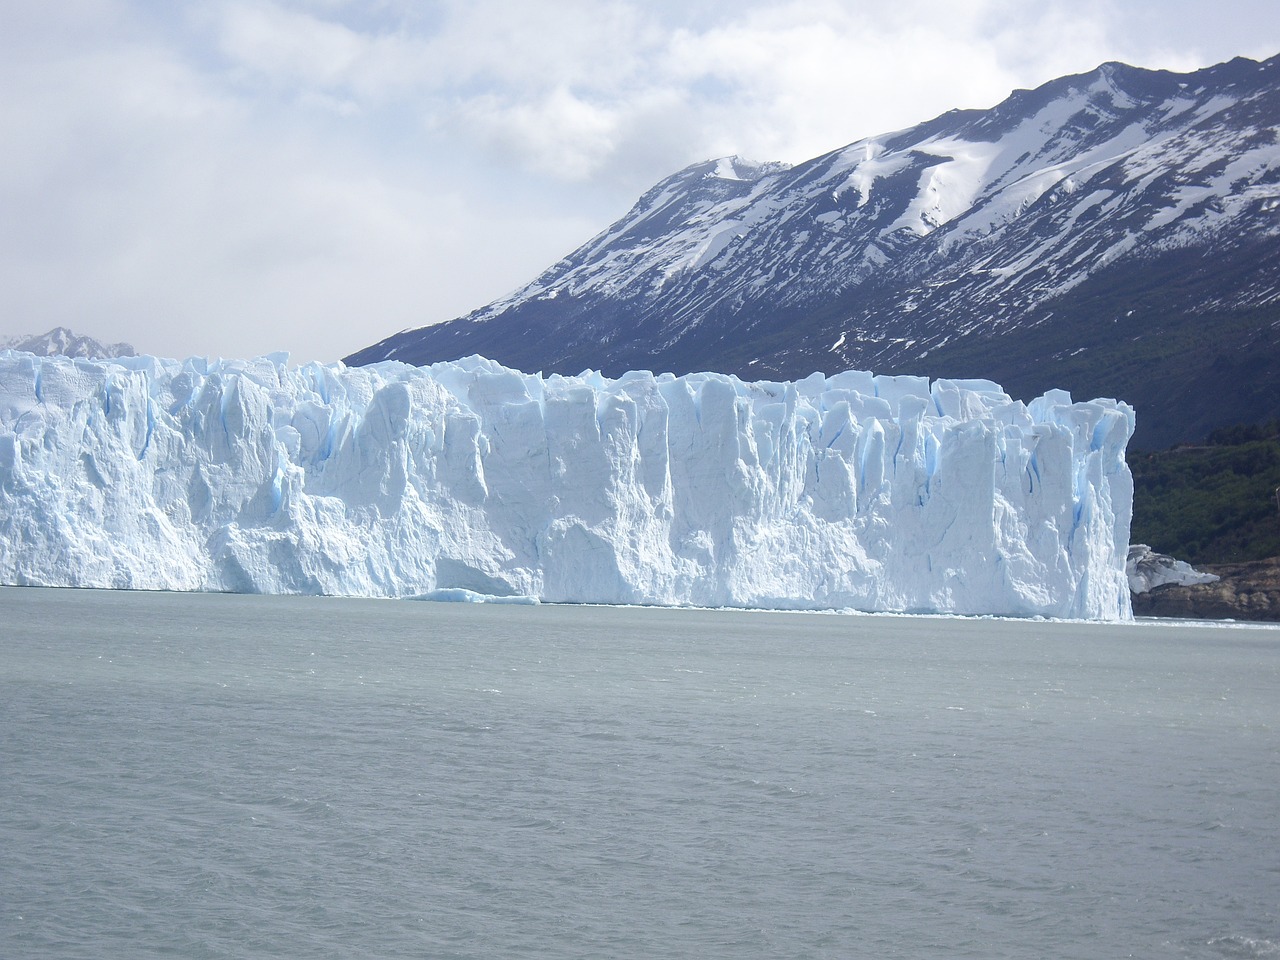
[0,2,604,360]
[455,88,621,181]
[654,0,1118,162]
[0,0,1274,361]
[146,0,1274,184]
[213,1,431,103]
[198,0,1131,184]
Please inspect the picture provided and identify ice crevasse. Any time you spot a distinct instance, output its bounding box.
[0,351,1134,619]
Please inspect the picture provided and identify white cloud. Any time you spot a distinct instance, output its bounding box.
[0,2,603,361]
[212,1,431,102]
[455,87,622,181]
[0,0,1274,361]
[219,3,367,87]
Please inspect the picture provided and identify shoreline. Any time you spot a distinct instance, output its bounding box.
[1131,556,1280,622]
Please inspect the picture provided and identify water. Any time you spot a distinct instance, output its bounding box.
[2,587,1278,960]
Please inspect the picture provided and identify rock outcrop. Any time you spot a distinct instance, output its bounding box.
[1131,557,1280,621]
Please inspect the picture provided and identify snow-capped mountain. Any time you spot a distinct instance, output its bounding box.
[1,326,135,360]
[348,55,1280,448]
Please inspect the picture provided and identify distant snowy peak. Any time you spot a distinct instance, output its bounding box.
[2,326,136,360]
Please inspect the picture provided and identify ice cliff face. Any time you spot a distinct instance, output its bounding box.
[0,352,1134,619]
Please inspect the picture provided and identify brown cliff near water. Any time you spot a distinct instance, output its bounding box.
[1131,557,1280,621]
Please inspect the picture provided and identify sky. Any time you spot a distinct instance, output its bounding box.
[1,1,1276,363]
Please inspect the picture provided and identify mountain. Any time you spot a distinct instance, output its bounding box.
[346,55,1280,449]
[1,326,136,360]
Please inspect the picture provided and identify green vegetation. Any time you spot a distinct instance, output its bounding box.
[1130,421,1280,565]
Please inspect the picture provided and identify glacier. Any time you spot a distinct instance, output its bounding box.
[0,351,1135,619]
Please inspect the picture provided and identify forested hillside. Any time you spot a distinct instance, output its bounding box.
[1130,421,1280,564]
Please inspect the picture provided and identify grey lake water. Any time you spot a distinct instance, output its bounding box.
[1,587,1278,960]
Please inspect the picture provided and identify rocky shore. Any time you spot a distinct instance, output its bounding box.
[1131,557,1280,622]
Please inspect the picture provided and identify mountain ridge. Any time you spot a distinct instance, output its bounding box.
[347,54,1280,449]
[1,326,136,360]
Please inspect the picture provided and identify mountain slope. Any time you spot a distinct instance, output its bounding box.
[347,55,1280,449]
[1,326,136,360]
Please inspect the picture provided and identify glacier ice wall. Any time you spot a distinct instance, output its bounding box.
[0,352,1134,618]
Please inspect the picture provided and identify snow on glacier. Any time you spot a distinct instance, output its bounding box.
[0,351,1135,619]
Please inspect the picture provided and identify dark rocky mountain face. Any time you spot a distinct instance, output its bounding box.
[347,55,1280,450]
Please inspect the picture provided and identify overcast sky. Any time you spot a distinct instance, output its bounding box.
[1,1,1276,362]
